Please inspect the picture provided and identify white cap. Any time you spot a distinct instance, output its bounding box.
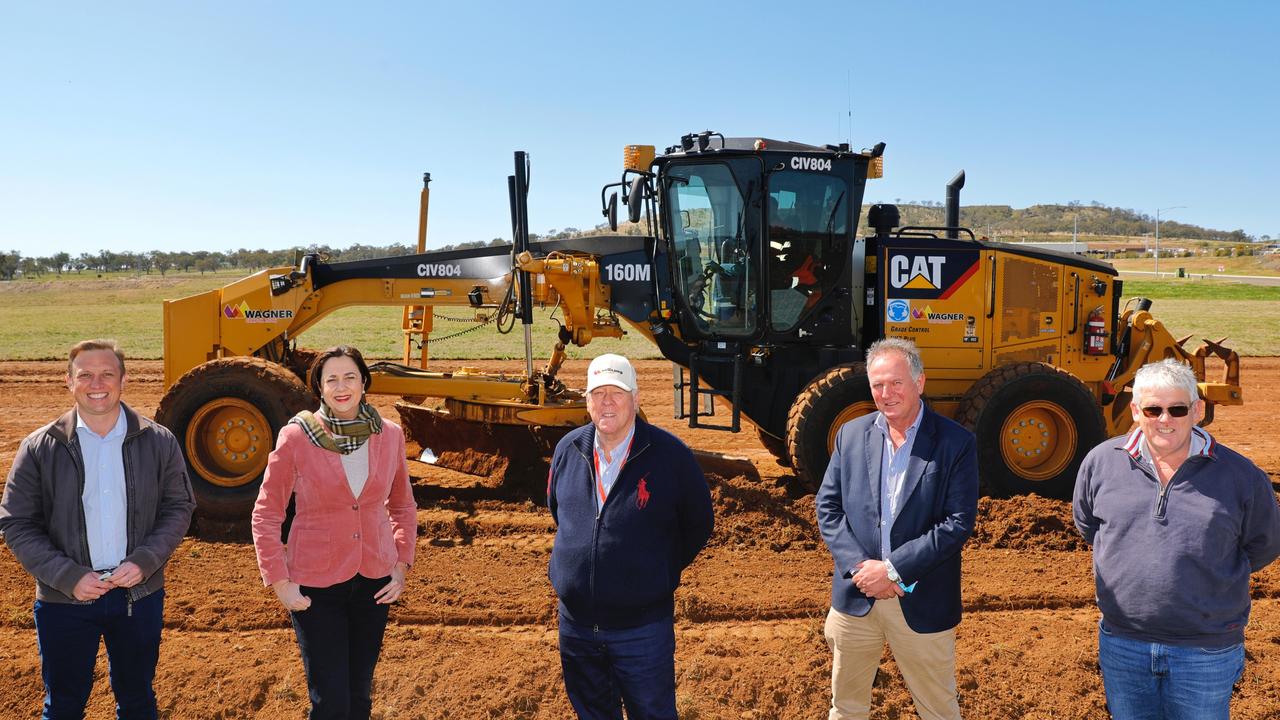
[586,353,636,393]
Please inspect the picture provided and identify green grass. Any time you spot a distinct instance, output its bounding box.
[1120,280,1280,301]
[0,271,660,361]
[1,269,1273,361]
[1125,300,1276,356]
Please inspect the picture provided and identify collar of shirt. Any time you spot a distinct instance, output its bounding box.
[75,408,127,441]
[872,404,924,447]
[592,423,636,510]
[593,423,636,465]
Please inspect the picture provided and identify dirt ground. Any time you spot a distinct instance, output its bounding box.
[1,358,1279,719]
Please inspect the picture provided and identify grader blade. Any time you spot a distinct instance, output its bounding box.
[395,401,572,482]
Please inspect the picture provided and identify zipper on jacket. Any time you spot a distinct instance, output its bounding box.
[574,437,650,626]
[122,436,137,565]
[66,438,95,570]
[1153,479,1172,520]
[573,444,601,622]
[593,442,649,520]
[1148,455,1204,521]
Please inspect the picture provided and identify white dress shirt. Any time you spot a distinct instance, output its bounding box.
[76,410,128,571]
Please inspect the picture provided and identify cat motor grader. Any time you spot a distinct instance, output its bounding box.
[158,135,1242,520]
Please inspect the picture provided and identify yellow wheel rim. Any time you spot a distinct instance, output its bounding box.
[185,399,271,488]
[827,401,879,451]
[998,401,1077,482]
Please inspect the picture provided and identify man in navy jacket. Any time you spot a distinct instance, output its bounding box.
[547,354,714,720]
[816,338,978,720]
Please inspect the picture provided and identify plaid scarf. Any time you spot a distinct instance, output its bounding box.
[290,401,383,455]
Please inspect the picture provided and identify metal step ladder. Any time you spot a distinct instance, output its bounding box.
[672,344,742,432]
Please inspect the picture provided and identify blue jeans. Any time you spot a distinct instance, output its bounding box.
[34,588,165,720]
[291,574,391,720]
[1098,622,1244,720]
[558,615,677,720]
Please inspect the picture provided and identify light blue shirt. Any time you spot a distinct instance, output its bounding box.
[593,423,636,514]
[76,410,128,571]
[873,406,924,564]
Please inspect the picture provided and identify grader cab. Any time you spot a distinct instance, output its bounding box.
[158,134,1243,521]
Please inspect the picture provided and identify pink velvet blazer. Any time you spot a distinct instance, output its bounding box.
[251,419,417,588]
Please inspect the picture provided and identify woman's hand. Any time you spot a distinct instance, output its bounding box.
[272,579,312,612]
[374,562,409,605]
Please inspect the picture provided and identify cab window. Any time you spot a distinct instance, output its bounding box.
[767,169,848,331]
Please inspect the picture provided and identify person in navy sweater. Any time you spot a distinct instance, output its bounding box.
[1074,359,1280,719]
[547,353,714,720]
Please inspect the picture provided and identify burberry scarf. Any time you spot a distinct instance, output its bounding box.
[290,400,383,454]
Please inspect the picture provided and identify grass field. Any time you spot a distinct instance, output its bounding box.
[1111,255,1280,276]
[1,268,1274,360]
[0,271,659,361]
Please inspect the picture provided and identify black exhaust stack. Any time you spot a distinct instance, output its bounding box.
[945,170,965,239]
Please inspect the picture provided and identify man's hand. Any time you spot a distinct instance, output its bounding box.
[852,560,904,600]
[72,571,113,601]
[271,579,312,612]
[103,561,143,589]
[374,562,409,605]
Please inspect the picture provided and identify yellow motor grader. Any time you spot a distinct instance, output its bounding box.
[159,136,1242,520]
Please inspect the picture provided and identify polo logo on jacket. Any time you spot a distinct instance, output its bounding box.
[636,476,650,509]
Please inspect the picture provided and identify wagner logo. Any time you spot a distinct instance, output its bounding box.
[885,250,981,301]
[223,301,294,324]
[417,262,463,278]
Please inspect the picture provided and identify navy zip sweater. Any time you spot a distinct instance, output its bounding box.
[1074,429,1280,647]
[547,417,714,630]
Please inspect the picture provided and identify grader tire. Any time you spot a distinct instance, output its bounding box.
[785,364,877,492]
[756,427,791,468]
[156,358,315,520]
[957,362,1105,500]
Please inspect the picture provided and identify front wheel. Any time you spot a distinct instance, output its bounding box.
[785,364,876,492]
[957,362,1105,499]
[156,357,315,520]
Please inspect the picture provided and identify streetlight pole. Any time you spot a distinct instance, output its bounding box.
[1155,205,1187,278]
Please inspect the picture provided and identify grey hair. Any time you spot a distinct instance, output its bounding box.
[866,337,924,380]
[1132,359,1200,406]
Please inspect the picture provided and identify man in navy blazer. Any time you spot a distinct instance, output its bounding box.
[816,337,978,720]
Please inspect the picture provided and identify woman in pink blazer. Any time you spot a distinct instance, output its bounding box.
[252,345,417,720]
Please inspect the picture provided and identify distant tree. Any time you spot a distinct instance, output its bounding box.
[0,251,19,280]
[19,256,43,278]
[52,252,70,275]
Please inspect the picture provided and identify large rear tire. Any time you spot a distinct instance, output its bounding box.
[957,362,1105,499]
[785,364,876,492]
[156,358,315,520]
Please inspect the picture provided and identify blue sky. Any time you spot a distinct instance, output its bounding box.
[3,1,1277,258]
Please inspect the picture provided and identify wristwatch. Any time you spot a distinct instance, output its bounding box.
[885,561,902,584]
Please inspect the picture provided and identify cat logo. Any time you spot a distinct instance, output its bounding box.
[890,255,945,290]
[884,249,981,301]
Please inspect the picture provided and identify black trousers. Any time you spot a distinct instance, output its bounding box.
[292,574,391,720]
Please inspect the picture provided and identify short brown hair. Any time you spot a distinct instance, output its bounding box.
[68,339,126,377]
[308,345,373,399]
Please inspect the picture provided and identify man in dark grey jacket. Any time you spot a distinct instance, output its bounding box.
[0,339,195,720]
[1074,358,1280,719]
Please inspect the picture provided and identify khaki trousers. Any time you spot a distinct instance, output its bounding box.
[823,600,961,720]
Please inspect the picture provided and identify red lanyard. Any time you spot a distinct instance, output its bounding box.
[593,436,633,506]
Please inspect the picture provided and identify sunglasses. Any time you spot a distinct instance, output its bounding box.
[1139,405,1190,419]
